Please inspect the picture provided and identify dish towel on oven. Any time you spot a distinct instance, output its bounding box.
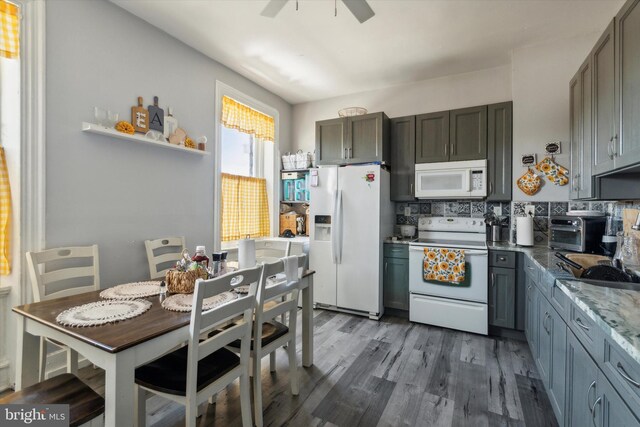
[423,247,466,284]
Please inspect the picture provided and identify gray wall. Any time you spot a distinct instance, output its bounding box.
[45,0,292,286]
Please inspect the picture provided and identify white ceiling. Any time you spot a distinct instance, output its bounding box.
[112,0,623,105]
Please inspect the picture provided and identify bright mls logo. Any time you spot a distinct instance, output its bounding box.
[1,404,69,426]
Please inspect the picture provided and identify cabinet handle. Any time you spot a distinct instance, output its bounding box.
[344,148,348,159]
[349,147,353,158]
[490,273,495,288]
[410,183,414,196]
[590,396,602,427]
[384,261,388,273]
[612,135,618,157]
[543,312,551,334]
[575,317,590,332]
[586,380,596,410]
[498,256,506,261]
[616,362,640,388]
[608,138,614,160]
[444,144,448,157]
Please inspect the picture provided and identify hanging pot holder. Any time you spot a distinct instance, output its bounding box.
[517,169,542,196]
[535,157,569,186]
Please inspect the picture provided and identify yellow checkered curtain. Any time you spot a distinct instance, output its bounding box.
[221,173,270,241]
[0,0,19,59]
[0,147,12,275]
[221,96,275,142]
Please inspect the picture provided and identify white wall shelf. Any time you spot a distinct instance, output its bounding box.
[82,122,210,156]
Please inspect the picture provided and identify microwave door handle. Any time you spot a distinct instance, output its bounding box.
[463,170,472,192]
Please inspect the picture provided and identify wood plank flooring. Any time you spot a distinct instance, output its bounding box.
[70,310,557,426]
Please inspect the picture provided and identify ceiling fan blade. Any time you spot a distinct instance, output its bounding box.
[261,0,288,18]
[341,0,375,23]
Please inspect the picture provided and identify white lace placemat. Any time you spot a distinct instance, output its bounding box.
[162,291,238,312]
[56,299,152,327]
[99,281,162,300]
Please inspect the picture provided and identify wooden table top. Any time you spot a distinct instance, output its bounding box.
[12,270,315,355]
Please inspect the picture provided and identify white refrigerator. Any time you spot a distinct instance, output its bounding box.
[309,164,393,320]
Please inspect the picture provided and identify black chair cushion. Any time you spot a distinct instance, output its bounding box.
[0,373,104,427]
[226,321,289,350]
[135,346,239,396]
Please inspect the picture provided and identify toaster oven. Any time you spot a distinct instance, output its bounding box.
[548,216,606,253]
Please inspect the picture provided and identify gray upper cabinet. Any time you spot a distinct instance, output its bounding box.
[390,116,416,201]
[486,102,513,201]
[415,111,449,163]
[570,57,595,200]
[449,105,487,161]
[615,0,640,170]
[592,21,617,176]
[316,118,347,166]
[315,112,389,166]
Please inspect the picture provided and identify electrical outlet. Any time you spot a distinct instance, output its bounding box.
[404,206,411,216]
[525,205,536,217]
[493,206,502,216]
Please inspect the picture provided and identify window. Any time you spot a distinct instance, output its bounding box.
[219,95,275,242]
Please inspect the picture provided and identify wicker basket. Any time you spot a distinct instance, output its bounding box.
[165,268,208,294]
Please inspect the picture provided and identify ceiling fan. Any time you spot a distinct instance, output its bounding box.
[261,0,375,24]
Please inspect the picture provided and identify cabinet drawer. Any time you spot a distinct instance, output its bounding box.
[549,279,569,321]
[603,339,640,417]
[569,302,603,359]
[490,251,516,269]
[384,244,409,259]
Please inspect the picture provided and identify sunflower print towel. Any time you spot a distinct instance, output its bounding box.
[423,247,466,284]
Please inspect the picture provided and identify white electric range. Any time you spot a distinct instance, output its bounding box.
[408,216,488,335]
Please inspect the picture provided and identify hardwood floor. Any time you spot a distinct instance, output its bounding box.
[72,309,556,427]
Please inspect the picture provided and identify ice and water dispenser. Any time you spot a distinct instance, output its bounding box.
[314,215,332,241]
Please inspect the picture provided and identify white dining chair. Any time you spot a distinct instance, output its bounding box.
[25,245,100,381]
[134,265,263,427]
[255,239,292,259]
[226,255,305,427]
[144,236,186,279]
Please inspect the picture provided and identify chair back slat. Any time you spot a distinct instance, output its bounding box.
[263,298,297,322]
[254,257,303,332]
[144,236,186,279]
[197,296,254,332]
[25,245,100,303]
[198,320,247,358]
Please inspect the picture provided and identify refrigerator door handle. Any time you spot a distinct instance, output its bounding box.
[331,190,338,264]
[336,189,343,264]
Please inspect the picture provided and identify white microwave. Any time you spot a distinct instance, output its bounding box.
[414,159,487,199]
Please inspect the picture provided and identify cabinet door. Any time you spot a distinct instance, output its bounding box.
[548,307,568,424]
[570,70,582,200]
[600,375,640,427]
[316,118,347,165]
[415,111,449,163]
[537,297,552,386]
[390,116,416,201]
[615,0,640,170]
[383,257,409,311]
[592,21,617,175]
[489,267,516,328]
[566,331,599,427]
[346,112,386,164]
[449,105,487,161]
[525,276,539,358]
[486,102,513,201]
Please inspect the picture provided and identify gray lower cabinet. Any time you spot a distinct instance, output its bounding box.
[415,111,449,163]
[390,116,416,201]
[536,297,567,423]
[315,112,389,166]
[525,274,539,358]
[600,374,640,427]
[486,102,513,201]
[383,244,409,311]
[449,105,487,161]
[489,267,516,329]
[566,330,600,427]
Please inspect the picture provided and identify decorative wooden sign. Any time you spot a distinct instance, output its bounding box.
[148,96,164,133]
[521,153,537,167]
[131,96,149,133]
[545,141,562,155]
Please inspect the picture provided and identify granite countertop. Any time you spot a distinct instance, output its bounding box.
[489,242,640,365]
[384,237,418,245]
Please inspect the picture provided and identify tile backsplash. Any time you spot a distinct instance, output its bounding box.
[394,200,640,245]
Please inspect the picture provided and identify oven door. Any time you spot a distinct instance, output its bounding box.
[409,245,488,303]
[414,167,471,199]
[549,226,584,252]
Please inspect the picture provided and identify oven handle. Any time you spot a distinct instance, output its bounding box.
[409,247,487,256]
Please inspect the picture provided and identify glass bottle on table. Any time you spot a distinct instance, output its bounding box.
[192,246,210,269]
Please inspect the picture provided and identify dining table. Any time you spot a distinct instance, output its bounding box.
[13,269,315,427]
